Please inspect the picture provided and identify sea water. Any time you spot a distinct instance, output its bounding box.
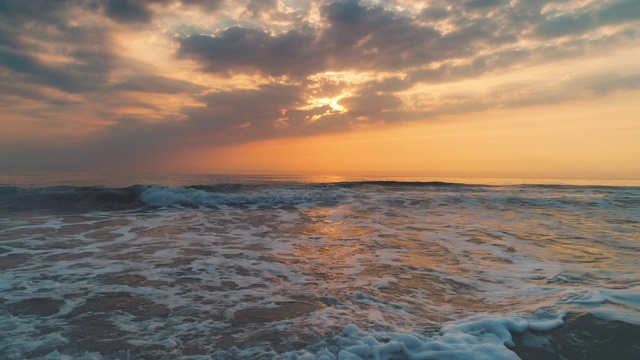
[0,174,638,359]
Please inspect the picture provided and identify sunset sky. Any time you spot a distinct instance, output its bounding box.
[1,0,639,178]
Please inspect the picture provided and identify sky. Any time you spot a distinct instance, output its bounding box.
[1,0,639,179]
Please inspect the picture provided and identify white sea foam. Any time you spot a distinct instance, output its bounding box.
[558,289,606,305]
[558,287,640,325]
[270,308,566,360]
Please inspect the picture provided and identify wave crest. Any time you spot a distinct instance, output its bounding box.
[139,185,346,208]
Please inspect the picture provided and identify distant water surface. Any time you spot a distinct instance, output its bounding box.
[2,172,640,187]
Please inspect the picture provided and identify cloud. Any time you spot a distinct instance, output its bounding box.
[0,0,70,22]
[245,0,277,18]
[599,0,640,23]
[182,83,307,136]
[321,0,443,68]
[178,26,322,78]
[579,72,640,97]
[538,13,596,38]
[0,82,83,114]
[463,0,510,9]
[0,48,80,92]
[178,0,447,78]
[114,75,207,94]
[104,0,153,23]
[181,0,595,82]
[535,0,640,38]
[339,92,403,119]
[0,1,117,94]
[1,0,640,172]
[180,0,225,11]
[102,0,194,24]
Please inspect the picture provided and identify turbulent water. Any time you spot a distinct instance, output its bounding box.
[1,175,639,359]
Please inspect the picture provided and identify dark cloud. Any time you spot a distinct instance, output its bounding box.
[463,0,510,8]
[179,0,443,77]
[0,0,117,94]
[104,0,152,23]
[0,48,80,92]
[536,11,596,38]
[325,0,363,21]
[0,39,113,93]
[114,75,207,94]
[419,4,451,22]
[535,0,640,38]
[0,0,71,22]
[599,0,640,23]
[103,0,226,21]
[180,0,224,11]
[182,0,619,82]
[179,26,322,78]
[320,0,441,70]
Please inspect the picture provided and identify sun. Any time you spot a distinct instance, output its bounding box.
[330,98,345,112]
[307,97,347,113]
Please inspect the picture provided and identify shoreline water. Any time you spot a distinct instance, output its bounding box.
[512,312,640,360]
[1,175,638,359]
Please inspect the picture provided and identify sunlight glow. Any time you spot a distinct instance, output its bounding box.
[307,97,347,113]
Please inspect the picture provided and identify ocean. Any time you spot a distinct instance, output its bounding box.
[1,174,638,359]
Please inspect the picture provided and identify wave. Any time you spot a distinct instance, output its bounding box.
[0,185,145,214]
[0,184,347,214]
[0,181,483,214]
[1,180,638,215]
[139,185,345,208]
[219,307,566,360]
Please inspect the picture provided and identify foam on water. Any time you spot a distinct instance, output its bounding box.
[0,180,638,359]
[139,185,346,208]
[270,308,565,360]
[558,287,640,325]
